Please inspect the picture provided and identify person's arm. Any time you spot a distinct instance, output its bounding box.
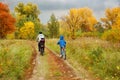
[57,41,60,45]
[64,40,66,47]
[65,41,66,44]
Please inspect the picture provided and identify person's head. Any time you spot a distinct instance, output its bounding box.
[60,35,64,40]
[39,32,42,34]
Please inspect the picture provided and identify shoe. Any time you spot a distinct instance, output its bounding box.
[59,55,63,58]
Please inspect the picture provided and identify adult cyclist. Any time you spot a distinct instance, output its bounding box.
[36,32,45,55]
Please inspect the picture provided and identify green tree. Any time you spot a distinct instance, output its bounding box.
[40,24,49,37]
[15,2,40,18]
[48,14,59,38]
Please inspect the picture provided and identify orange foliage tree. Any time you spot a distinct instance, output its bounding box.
[0,2,16,38]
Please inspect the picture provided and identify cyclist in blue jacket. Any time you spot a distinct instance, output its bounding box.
[57,35,66,59]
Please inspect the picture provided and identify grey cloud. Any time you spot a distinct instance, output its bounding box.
[37,0,119,10]
[0,0,119,24]
[1,0,119,11]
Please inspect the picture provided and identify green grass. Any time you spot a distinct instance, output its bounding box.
[46,37,120,80]
[0,40,33,80]
[46,39,60,54]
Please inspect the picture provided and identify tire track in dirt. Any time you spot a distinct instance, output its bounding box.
[28,42,49,80]
[46,47,100,80]
[46,47,81,80]
[24,41,37,79]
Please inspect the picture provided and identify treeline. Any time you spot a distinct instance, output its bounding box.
[0,2,120,42]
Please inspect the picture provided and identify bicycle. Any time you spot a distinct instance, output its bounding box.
[60,47,66,60]
[39,43,44,56]
[38,38,45,56]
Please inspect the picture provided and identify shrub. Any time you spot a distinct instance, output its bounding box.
[89,47,103,62]
[80,32,99,37]
[102,29,120,42]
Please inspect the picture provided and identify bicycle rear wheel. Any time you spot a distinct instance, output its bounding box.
[40,47,44,56]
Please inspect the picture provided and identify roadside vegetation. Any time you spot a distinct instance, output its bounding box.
[46,38,120,80]
[0,40,33,80]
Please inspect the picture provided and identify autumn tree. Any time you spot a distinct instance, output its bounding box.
[0,2,16,38]
[111,10,120,30]
[62,7,97,39]
[59,21,70,37]
[19,21,34,39]
[48,14,59,38]
[15,2,40,18]
[102,7,120,42]
[62,8,80,39]
[14,2,41,39]
[101,7,120,29]
[78,8,97,32]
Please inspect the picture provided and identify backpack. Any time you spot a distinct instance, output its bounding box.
[40,38,45,44]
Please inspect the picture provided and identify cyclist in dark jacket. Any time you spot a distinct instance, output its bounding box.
[36,32,45,53]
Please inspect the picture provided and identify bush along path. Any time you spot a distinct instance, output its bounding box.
[28,42,82,80]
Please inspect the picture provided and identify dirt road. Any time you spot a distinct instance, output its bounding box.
[28,42,81,80]
[28,41,98,80]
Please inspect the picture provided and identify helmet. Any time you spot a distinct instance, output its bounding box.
[39,32,42,34]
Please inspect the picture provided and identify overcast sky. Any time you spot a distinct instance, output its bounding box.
[1,0,119,24]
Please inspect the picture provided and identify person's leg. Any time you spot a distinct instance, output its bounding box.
[38,42,41,52]
[60,47,63,58]
[43,43,45,53]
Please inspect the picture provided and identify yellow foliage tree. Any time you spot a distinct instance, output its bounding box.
[63,8,80,39]
[102,9,120,42]
[14,2,41,39]
[63,7,97,39]
[78,8,97,32]
[59,21,70,37]
[19,21,34,39]
[101,7,120,29]
[112,13,120,30]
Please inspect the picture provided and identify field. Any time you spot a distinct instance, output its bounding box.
[0,38,120,80]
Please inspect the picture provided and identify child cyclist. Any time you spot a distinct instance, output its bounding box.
[57,35,66,60]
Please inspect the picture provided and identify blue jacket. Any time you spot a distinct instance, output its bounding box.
[57,36,66,47]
